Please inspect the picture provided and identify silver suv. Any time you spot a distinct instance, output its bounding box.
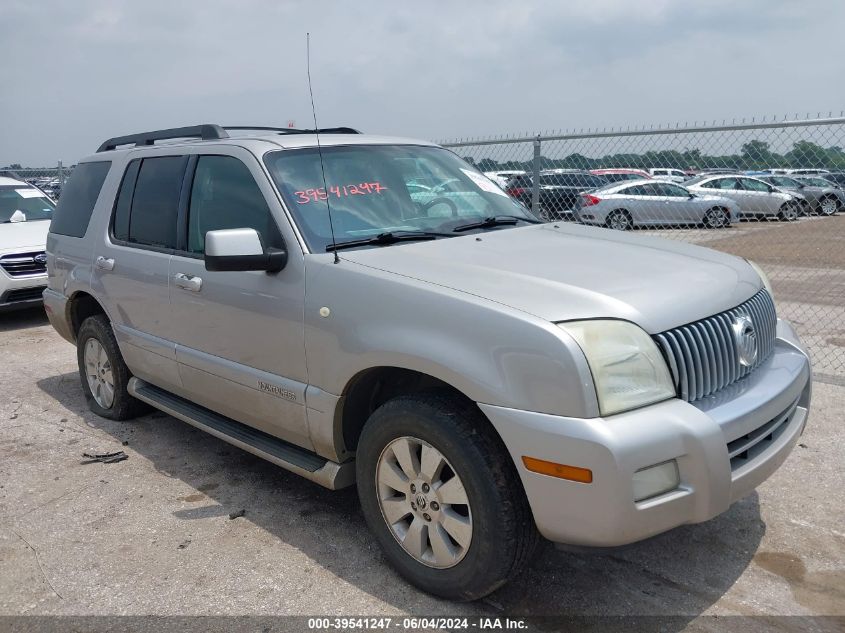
[44,124,812,601]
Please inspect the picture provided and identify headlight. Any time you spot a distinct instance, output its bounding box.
[559,320,676,416]
[746,259,774,297]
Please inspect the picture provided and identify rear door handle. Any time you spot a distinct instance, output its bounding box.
[173,272,202,292]
[95,256,115,271]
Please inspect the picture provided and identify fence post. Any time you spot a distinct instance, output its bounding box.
[532,136,541,216]
[57,160,63,184]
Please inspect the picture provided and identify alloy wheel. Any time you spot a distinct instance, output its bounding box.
[376,436,473,569]
[84,338,115,409]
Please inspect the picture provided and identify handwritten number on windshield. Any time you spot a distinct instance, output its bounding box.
[295,182,388,204]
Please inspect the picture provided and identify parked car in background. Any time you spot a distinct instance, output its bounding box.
[483,170,525,189]
[758,175,842,216]
[685,175,802,221]
[0,176,55,311]
[575,180,739,230]
[648,168,688,183]
[590,168,651,183]
[506,170,607,219]
[820,171,845,188]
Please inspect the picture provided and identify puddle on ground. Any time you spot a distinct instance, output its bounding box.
[755,551,845,613]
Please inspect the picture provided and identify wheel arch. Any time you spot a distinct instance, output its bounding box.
[338,365,482,454]
[67,291,108,342]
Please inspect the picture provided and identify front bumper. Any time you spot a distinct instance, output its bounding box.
[0,273,48,312]
[480,318,811,547]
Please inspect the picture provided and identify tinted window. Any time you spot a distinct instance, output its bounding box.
[741,178,770,192]
[128,157,186,248]
[712,178,741,190]
[187,155,282,254]
[656,183,689,197]
[49,161,110,237]
[0,186,55,223]
[111,160,141,242]
[622,184,652,196]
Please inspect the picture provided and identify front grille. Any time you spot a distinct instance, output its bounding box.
[1,286,46,304]
[654,290,777,402]
[0,252,47,277]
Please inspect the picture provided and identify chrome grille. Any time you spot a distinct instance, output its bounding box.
[0,252,47,277]
[654,290,777,402]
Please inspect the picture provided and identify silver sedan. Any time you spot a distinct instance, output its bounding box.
[575,180,740,230]
[684,175,802,220]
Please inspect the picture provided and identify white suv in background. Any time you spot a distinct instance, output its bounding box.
[648,168,689,183]
[0,176,55,311]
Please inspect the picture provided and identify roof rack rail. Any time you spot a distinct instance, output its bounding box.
[223,126,361,135]
[96,124,229,153]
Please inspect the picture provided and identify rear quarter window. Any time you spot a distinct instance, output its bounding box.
[49,161,111,237]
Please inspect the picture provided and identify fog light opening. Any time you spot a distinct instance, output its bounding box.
[633,459,680,502]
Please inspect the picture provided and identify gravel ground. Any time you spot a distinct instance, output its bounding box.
[0,307,843,630]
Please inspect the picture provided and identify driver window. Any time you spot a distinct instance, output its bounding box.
[187,155,283,254]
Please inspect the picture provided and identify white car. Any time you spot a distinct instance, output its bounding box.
[483,170,525,188]
[0,176,55,311]
[648,168,688,183]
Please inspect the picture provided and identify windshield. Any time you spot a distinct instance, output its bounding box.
[0,185,56,223]
[264,145,536,252]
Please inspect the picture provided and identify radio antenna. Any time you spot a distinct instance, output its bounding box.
[307,32,340,263]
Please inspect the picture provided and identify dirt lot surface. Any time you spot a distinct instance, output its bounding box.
[0,307,843,630]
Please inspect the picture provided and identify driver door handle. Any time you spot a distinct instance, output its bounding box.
[173,272,202,292]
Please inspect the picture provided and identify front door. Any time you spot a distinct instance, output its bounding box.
[167,149,311,449]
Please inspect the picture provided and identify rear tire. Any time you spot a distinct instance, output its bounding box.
[778,202,800,222]
[703,207,729,229]
[76,315,148,420]
[356,393,539,601]
[606,209,633,231]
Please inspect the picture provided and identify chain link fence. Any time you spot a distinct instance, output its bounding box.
[440,115,845,382]
[0,163,72,201]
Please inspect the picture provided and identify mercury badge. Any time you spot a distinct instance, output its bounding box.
[732,314,758,367]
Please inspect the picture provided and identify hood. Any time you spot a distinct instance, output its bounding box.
[0,220,50,254]
[341,223,762,334]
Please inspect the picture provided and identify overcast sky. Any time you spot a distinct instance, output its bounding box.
[2,0,844,166]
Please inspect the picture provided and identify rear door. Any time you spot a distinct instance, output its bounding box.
[93,154,187,390]
[167,148,311,449]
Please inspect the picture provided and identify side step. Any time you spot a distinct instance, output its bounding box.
[128,378,355,490]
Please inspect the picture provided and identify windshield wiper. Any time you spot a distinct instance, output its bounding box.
[452,215,541,233]
[325,230,453,252]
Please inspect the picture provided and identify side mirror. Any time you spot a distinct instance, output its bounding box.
[798,184,806,189]
[688,193,695,199]
[204,228,287,273]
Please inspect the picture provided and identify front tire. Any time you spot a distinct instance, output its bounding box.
[703,207,729,229]
[356,393,539,601]
[76,314,147,420]
[818,196,839,216]
[778,202,800,222]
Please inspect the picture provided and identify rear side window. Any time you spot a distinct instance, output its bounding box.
[112,160,141,242]
[187,155,282,254]
[49,161,111,237]
[114,156,186,249]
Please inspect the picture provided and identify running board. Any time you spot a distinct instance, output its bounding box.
[128,377,355,490]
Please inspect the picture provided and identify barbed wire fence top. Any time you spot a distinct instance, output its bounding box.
[440,115,845,382]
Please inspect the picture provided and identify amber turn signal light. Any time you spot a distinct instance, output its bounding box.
[522,456,593,483]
